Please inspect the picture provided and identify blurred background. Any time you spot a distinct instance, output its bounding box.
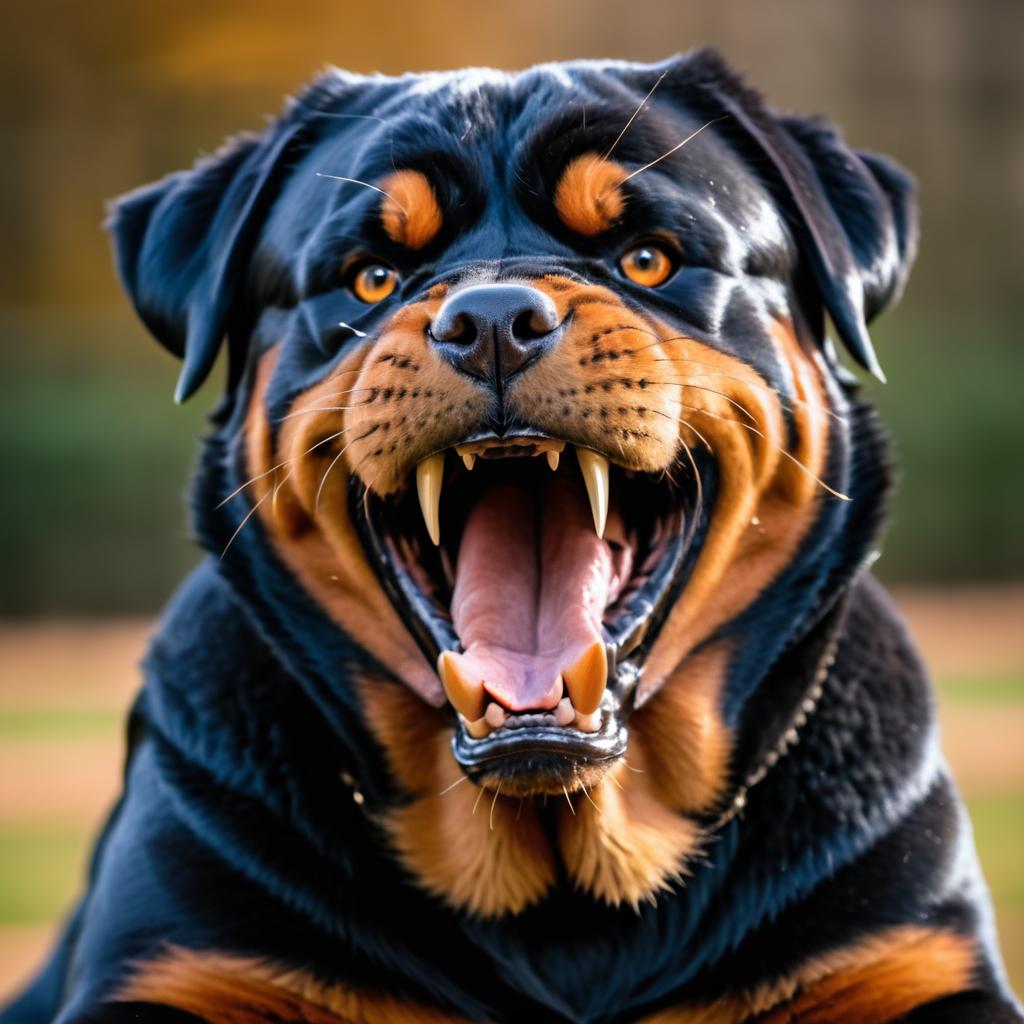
[0,0,1021,1001]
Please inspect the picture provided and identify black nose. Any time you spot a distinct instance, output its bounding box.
[429,284,563,385]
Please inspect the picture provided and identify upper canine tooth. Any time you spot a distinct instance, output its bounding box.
[437,651,486,721]
[462,452,477,471]
[562,642,608,714]
[575,447,609,537]
[546,449,560,472]
[416,452,444,545]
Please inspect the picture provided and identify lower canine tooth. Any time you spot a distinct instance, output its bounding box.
[575,447,609,537]
[416,452,444,545]
[575,709,601,733]
[437,651,486,721]
[562,642,607,714]
[463,715,490,739]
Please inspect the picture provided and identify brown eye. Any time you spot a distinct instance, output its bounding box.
[351,262,398,303]
[619,244,674,287]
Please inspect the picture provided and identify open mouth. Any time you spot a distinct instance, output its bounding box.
[351,432,705,790]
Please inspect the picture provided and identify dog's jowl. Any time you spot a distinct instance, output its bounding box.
[4,50,1020,1024]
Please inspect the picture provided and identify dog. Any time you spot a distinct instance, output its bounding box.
[4,49,1020,1024]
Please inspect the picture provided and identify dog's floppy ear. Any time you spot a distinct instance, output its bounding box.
[107,122,301,403]
[771,113,918,381]
[676,50,918,381]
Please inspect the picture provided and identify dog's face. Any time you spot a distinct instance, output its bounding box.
[110,52,915,913]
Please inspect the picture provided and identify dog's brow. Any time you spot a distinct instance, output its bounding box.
[378,170,444,250]
[554,153,628,236]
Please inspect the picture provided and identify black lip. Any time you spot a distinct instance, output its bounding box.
[352,474,459,660]
[349,445,710,770]
[452,701,628,784]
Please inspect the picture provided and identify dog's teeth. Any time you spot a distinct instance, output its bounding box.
[574,708,602,733]
[555,696,575,726]
[416,452,444,545]
[462,452,476,471]
[484,702,507,729]
[562,642,607,715]
[546,449,560,472]
[437,651,486,721]
[462,714,491,739]
[575,447,609,537]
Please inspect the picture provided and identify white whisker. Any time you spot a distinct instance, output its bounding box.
[315,173,406,213]
[618,117,726,185]
[603,71,667,160]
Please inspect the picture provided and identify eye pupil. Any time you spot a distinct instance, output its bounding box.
[634,249,655,270]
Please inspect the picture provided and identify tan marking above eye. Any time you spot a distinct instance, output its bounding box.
[379,169,443,250]
[620,243,674,287]
[554,153,628,236]
[351,263,398,303]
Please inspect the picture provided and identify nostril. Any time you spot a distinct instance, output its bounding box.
[448,313,478,346]
[511,309,554,342]
[432,311,478,346]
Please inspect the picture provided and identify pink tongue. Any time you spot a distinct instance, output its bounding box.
[448,478,623,712]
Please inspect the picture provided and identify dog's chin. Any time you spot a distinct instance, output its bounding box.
[451,699,629,796]
[352,428,704,798]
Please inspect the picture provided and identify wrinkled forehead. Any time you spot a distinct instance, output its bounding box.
[264,63,785,263]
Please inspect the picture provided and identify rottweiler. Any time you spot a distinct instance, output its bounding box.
[4,49,1021,1024]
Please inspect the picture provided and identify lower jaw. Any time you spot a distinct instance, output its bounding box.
[451,698,630,795]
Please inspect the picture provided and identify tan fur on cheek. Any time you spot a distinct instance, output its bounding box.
[638,320,832,700]
[505,280,683,472]
[246,349,443,705]
[337,300,491,495]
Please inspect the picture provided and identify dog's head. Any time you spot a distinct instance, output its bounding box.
[109,51,916,913]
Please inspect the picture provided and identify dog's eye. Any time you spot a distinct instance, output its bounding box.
[619,244,674,288]
[350,262,399,303]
